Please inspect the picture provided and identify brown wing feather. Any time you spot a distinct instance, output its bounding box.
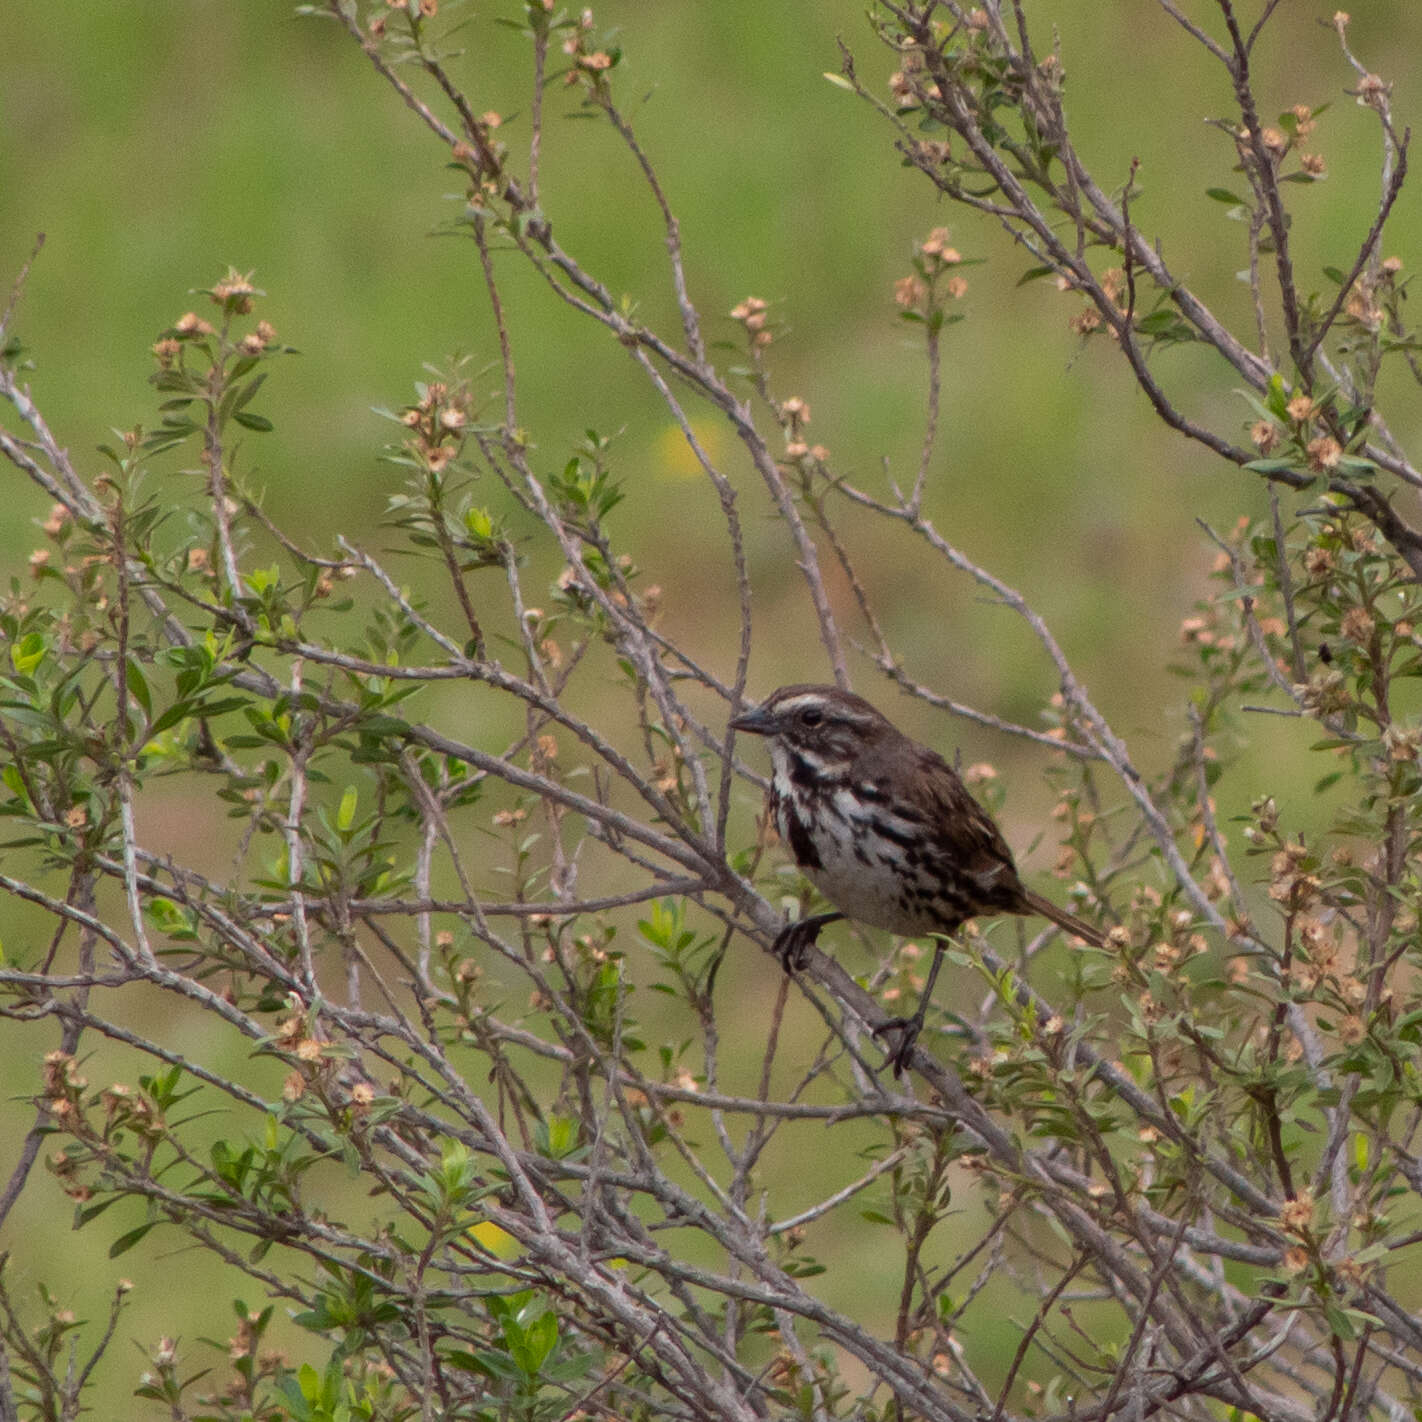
[902,744,1034,914]
[909,744,1104,943]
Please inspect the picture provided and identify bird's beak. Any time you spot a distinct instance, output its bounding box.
[729,703,775,735]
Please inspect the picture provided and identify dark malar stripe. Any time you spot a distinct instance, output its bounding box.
[778,799,823,870]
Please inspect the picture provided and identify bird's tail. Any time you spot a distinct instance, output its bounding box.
[1021,889,1107,949]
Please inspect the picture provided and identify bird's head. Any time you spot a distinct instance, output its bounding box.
[730,684,894,769]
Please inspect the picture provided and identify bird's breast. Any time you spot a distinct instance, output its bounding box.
[769,769,953,935]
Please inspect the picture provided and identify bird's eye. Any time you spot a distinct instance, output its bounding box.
[799,707,824,728]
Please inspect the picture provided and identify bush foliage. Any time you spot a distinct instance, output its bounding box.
[2,3,1422,1420]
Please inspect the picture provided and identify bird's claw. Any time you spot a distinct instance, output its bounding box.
[771,916,825,971]
[871,1014,923,1077]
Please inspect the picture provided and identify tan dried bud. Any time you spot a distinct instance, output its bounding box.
[1285,393,1315,422]
[1306,435,1342,472]
[1279,1190,1315,1234]
[1355,73,1389,110]
[1339,605,1374,642]
[919,226,952,257]
[895,274,928,308]
[1384,724,1420,762]
[1338,1014,1366,1044]
[211,274,257,313]
[1348,291,1383,329]
[918,226,962,270]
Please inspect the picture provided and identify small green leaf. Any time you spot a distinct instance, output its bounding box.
[336,784,358,832]
[109,1222,158,1258]
[125,659,152,718]
[9,636,45,676]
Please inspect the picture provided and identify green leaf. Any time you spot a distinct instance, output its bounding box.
[109,1222,158,1258]
[1264,372,1290,420]
[1205,187,1245,204]
[336,784,358,832]
[505,1310,558,1377]
[535,1115,581,1160]
[233,410,274,432]
[232,372,268,413]
[9,632,45,676]
[125,659,152,718]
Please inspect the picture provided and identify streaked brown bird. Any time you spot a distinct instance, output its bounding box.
[731,684,1104,1074]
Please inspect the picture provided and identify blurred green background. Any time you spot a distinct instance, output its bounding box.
[4,0,1422,1407]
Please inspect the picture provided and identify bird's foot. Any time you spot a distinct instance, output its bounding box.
[770,911,841,972]
[871,1014,924,1078]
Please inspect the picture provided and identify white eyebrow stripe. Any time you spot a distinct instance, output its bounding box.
[772,692,876,727]
[773,693,828,714]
